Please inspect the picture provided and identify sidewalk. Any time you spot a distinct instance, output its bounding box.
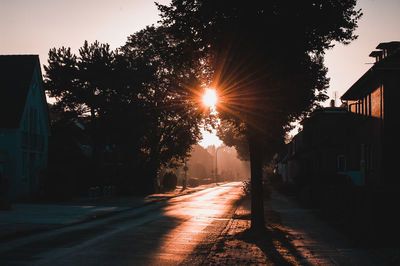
[0,184,214,242]
[200,189,385,265]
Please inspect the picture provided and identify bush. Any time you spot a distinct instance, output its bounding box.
[162,171,177,191]
[241,180,251,198]
[188,178,200,187]
[241,179,271,199]
[39,165,73,201]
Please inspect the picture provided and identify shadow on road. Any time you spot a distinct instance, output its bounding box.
[0,205,186,266]
[234,222,308,265]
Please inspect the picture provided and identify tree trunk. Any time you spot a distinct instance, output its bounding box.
[90,107,101,184]
[249,134,265,230]
[143,164,158,195]
[145,143,161,195]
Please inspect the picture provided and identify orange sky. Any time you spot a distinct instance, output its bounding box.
[1,0,399,146]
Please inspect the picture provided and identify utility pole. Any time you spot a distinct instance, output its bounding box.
[182,159,188,190]
[215,146,222,185]
[333,90,338,107]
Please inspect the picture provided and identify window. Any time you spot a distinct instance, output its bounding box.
[29,107,38,133]
[364,96,369,116]
[337,155,346,172]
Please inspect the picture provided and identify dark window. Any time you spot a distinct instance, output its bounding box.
[337,155,346,172]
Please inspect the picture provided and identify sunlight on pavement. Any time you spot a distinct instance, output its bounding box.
[147,182,243,264]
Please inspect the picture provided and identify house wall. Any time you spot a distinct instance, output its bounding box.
[15,65,49,199]
[346,84,384,120]
[20,65,49,165]
[283,110,381,186]
[371,85,383,119]
[1,63,49,200]
[344,73,397,185]
[348,100,358,113]
[382,75,398,185]
[0,129,19,199]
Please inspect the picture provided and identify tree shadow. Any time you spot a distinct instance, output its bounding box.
[233,211,311,265]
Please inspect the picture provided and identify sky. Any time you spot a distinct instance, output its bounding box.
[324,0,400,105]
[1,0,399,147]
[0,0,170,58]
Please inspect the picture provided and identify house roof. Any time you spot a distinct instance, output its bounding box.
[341,43,400,101]
[368,50,382,58]
[376,41,400,50]
[0,55,40,128]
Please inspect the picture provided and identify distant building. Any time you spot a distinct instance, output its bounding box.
[341,41,400,185]
[278,41,400,187]
[280,106,368,186]
[0,55,50,200]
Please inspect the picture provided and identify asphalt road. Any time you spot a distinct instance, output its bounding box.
[0,182,243,266]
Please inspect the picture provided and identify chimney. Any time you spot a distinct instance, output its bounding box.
[330,99,335,107]
[369,41,400,63]
[369,50,383,63]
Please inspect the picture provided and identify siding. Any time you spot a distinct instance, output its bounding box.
[371,85,383,119]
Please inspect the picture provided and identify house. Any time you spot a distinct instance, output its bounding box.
[273,41,400,243]
[341,41,400,185]
[280,104,367,186]
[0,55,50,200]
[278,41,400,187]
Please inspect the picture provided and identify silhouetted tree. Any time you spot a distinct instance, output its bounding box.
[44,41,151,191]
[121,26,206,193]
[45,31,208,194]
[44,47,80,119]
[157,0,362,230]
[217,120,249,161]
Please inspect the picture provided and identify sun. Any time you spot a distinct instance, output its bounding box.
[202,88,218,108]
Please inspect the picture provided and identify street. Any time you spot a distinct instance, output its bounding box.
[0,182,243,266]
[0,181,388,265]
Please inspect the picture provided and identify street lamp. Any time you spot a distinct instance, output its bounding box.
[215,146,222,185]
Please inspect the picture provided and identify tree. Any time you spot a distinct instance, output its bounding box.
[216,120,249,161]
[121,26,207,193]
[44,41,152,191]
[44,47,80,119]
[44,33,208,195]
[158,0,362,230]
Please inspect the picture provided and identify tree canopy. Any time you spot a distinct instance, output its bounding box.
[157,0,362,229]
[158,0,362,145]
[44,29,209,194]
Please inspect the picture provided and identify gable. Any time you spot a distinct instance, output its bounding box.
[20,73,51,136]
[0,55,39,128]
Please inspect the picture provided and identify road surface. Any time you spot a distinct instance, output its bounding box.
[0,182,243,266]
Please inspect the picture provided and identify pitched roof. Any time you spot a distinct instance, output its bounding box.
[0,55,40,128]
[341,44,400,100]
[376,41,400,51]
